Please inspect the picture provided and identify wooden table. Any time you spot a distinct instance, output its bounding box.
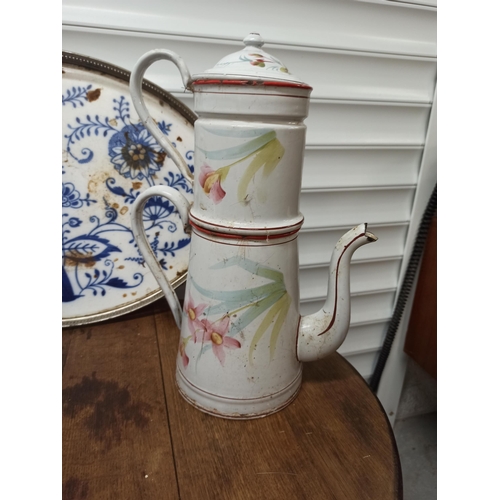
[63,302,402,500]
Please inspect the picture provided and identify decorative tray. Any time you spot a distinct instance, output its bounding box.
[62,52,196,327]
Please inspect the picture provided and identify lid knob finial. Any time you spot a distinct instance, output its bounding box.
[243,33,264,49]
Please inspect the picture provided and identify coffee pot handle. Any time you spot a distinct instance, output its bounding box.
[130,49,194,183]
[130,185,191,330]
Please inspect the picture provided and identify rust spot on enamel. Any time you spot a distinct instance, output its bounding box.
[86,88,101,102]
[156,151,167,165]
[64,250,96,268]
[87,180,98,194]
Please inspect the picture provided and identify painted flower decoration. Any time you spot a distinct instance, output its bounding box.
[179,337,190,368]
[184,295,207,343]
[62,183,84,209]
[142,196,175,227]
[248,53,269,67]
[201,316,241,366]
[245,53,288,72]
[199,164,226,204]
[67,217,82,228]
[108,123,166,180]
[250,58,266,68]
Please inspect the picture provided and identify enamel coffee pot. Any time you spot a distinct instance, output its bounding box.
[129,34,377,419]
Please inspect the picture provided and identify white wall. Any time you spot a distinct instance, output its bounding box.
[62,0,437,417]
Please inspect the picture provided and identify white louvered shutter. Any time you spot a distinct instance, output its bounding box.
[63,0,437,414]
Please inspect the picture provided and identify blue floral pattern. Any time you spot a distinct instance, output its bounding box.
[62,70,194,321]
[62,208,143,302]
[62,85,92,108]
[108,124,166,180]
[62,182,96,209]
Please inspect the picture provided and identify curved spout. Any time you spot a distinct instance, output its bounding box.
[297,223,377,362]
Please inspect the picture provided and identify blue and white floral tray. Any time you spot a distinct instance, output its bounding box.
[62,52,196,326]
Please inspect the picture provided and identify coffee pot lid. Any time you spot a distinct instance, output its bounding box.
[192,33,311,87]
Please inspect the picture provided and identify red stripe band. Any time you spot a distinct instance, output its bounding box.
[192,79,312,90]
[190,220,302,240]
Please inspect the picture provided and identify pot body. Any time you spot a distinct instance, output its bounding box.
[177,226,302,418]
[177,85,310,417]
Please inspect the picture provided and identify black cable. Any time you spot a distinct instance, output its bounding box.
[369,185,437,393]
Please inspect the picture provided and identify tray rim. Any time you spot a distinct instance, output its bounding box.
[62,51,196,328]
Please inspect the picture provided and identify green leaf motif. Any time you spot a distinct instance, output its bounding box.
[191,257,290,360]
[248,291,291,363]
[198,131,276,161]
[210,256,285,283]
[199,126,274,139]
[228,289,285,338]
[192,281,284,317]
[269,293,291,359]
[237,138,285,203]
[197,129,285,205]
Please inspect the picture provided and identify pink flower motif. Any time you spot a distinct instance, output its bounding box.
[184,295,207,343]
[178,339,189,368]
[201,316,241,366]
[199,164,226,204]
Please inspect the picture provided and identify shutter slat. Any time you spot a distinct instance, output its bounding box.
[299,224,408,267]
[300,188,414,229]
[300,290,396,324]
[339,322,388,356]
[302,148,422,189]
[306,101,431,146]
[300,259,401,300]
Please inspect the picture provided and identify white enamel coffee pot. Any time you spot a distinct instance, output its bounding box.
[130,34,377,419]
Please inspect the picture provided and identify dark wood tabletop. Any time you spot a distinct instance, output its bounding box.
[63,302,402,500]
